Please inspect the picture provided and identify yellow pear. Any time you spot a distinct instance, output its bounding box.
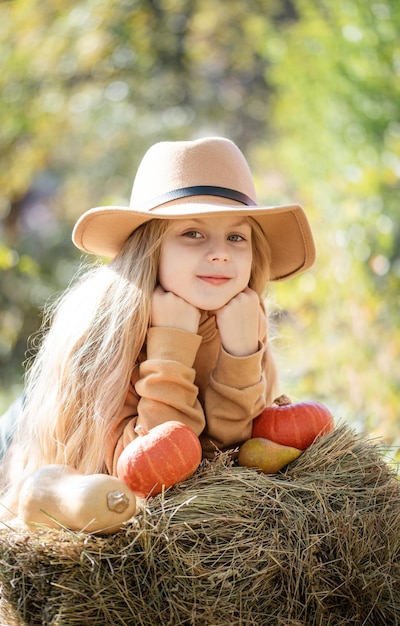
[238,437,302,474]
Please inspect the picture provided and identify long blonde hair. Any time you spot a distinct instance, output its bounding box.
[0,216,276,517]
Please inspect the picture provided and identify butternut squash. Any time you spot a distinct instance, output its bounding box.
[17,464,137,534]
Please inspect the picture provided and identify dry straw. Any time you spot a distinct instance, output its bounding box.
[0,425,399,625]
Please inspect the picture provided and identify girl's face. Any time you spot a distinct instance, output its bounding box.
[158,215,253,311]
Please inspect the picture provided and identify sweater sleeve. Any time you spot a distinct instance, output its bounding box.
[200,311,269,456]
[201,346,266,455]
[105,326,206,475]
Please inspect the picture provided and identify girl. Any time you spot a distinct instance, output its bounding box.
[0,137,315,521]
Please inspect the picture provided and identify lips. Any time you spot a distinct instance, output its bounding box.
[198,275,231,285]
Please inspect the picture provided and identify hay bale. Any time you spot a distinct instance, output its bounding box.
[0,425,399,626]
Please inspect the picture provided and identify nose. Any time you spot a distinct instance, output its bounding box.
[206,237,230,262]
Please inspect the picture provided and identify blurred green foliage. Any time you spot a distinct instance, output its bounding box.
[0,0,399,452]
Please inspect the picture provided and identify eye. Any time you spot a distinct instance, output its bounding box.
[183,230,202,239]
[227,233,246,242]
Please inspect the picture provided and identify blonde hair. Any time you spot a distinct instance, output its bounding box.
[0,216,277,518]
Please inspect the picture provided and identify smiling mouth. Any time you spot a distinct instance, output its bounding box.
[198,275,231,286]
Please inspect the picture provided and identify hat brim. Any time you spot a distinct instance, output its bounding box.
[72,202,316,281]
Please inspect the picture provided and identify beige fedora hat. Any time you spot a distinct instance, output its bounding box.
[72,137,316,281]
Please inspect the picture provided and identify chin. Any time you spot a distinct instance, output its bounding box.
[196,299,230,312]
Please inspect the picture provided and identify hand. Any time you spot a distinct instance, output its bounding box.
[214,287,260,357]
[151,285,201,334]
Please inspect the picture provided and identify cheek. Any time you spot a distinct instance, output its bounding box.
[240,253,253,284]
[158,249,181,290]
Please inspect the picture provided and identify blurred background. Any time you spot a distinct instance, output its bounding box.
[1,0,399,452]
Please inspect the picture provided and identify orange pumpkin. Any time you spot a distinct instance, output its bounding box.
[116,421,202,498]
[252,395,334,450]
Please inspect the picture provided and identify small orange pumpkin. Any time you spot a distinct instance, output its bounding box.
[116,421,202,498]
[252,395,334,450]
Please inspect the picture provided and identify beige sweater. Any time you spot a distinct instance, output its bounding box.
[105,311,276,475]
